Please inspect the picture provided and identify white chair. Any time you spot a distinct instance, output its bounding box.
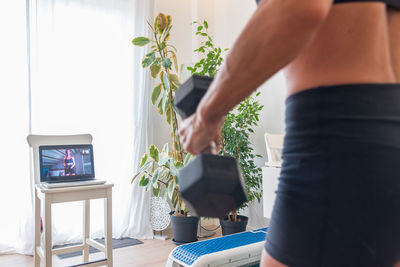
[27,134,113,267]
[262,133,284,219]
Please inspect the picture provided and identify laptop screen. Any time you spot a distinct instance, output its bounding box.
[39,144,95,182]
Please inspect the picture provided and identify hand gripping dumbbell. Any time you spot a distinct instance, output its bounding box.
[174,75,247,218]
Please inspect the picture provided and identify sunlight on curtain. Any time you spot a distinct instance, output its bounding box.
[0,0,33,254]
[30,0,154,245]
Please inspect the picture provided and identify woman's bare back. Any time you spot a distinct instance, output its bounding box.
[285,2,400,95]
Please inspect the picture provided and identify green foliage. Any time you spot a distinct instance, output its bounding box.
[187,21,228,78]
[132,13,190,215]
[131,143,194,213]
[132,37,151,46]
[221,93,264,209]
[142,52,156,68]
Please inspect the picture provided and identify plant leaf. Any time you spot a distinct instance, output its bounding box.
[160,24,172,43]
[132,37,151,46]
[159,143,170,165]
[152,168,160,185]
[168,180,176,199]
[151,83,162,105]
[181,201,186,213]
[162,72,170,92]
[139,175,150,187]
[171,52,179,72]
[161,91,168,113]
[141,158,153,170]
[167,15,172,27]
[150,63,161,78]
[158,152,169,165]
[162,143,169,154]
[142,52,156,68]
[167,44,178,52]
[157,97,164,115]
[161,58,172,70]
[149,145,159,162]
[184,153,193,165]
[169,74,180,90]
[204,20,208,29]
[140,153,148,167]
[174,161,184,169]
[131,171,141,183]
[152,185,161,197]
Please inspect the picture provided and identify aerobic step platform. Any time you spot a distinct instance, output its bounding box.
[166,228,268,267]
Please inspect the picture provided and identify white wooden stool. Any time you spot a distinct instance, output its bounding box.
[34,184,113,267]
[28,134,114,267]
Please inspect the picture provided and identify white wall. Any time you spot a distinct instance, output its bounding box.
[151,0,287,228]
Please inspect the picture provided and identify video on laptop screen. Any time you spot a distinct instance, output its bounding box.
[39,144,95,182]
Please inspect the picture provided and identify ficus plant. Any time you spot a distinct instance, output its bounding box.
[221,95,264,222]
[131,13,192,216]
[188,20,264,222]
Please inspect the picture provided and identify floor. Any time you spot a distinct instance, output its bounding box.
[0,226,222,267]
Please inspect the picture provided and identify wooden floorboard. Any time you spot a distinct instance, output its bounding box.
[0,226,222,267]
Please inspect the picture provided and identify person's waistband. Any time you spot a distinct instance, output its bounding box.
[284,83,400,147]
[286,83,400,104]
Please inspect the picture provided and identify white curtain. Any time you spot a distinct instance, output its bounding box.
[0,0,154,254]
[0,0,33,255]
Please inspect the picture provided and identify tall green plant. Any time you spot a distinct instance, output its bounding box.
[131,13,192,215]
[188,20,264,222]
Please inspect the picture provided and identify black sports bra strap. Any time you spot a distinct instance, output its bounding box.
[255,0,400,9]
[334,0,400,8]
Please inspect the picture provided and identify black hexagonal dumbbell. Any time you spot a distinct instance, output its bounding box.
[174,75,247,218]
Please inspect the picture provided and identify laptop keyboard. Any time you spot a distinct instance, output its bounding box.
[42,180,106,188]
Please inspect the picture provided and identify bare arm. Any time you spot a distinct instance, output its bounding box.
[198,0,333,123]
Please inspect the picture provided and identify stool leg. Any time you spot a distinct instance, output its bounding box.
[104,189,113,266]
[43,195,52,267]
[83,199,90,262]
[34,191,41,267]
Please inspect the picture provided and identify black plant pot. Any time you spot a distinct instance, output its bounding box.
[170,211,199,244]
[219,215,248,236]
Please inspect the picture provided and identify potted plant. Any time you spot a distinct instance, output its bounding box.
[188,20,264,236]
[131,13,199,244]
[219,96,263,235]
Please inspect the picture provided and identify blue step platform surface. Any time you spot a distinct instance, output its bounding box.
[167,228,268,267]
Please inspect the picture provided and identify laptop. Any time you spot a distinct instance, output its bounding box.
[39,144,106,188]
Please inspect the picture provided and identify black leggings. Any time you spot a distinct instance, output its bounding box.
[265,83,400,267]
